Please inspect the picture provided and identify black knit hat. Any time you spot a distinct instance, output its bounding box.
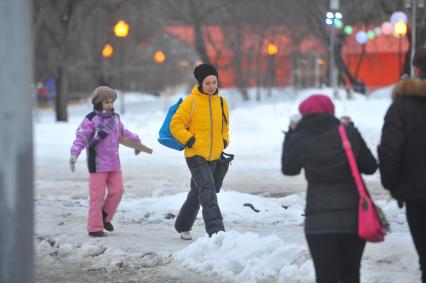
[193,63,218,85]
[413,46,426,72]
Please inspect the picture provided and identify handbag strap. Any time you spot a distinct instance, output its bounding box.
[338,124,367,198]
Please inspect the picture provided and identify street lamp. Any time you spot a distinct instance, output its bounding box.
[153,50,166,64]
[394,20,407,79]
[267,43,278,56]
[102,44,114,58]
[114,20,129,114]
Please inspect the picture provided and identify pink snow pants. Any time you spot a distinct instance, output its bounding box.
[87,171,124,232]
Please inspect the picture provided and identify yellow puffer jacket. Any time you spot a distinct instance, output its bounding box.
[170,85,230,161]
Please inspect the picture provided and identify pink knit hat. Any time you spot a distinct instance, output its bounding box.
[298,94,335,116]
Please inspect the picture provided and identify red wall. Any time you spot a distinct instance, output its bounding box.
[344,52,406,88]
[215,55,292,88]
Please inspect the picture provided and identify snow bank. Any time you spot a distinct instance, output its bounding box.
[175,231,314,283]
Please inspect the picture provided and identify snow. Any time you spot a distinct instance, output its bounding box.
[175,231,312,283]
[34,86,422,282]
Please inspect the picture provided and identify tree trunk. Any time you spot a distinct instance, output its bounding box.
[354,44,366,80]
[233,27,249,100]
[193,24,210,64]
[189,0,210,64]
[55,68,68,122]
[54,0,75,122]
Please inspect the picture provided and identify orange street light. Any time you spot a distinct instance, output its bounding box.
[267,43,278,56]
[316,58,325,65]
[102,44,113,58]
[114,20,129,38]
[153,50,166,64]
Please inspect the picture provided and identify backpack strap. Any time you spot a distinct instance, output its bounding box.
[86,111,97,121]
[185,96,196,129]
[220,97,228,132]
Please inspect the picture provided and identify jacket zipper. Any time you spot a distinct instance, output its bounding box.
[208,94,213,160]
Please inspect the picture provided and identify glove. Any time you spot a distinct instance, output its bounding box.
[69,156,77,172]
[134,149,141,155]
[289,114,301,130]
[340,116,354,126]
[186,136,196,148]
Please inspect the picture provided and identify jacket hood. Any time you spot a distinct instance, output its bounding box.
[392,79,426,100]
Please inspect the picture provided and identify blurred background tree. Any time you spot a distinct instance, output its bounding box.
[32,0,425,121]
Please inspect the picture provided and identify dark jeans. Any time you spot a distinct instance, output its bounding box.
[406,199,426,283]
[174,155,225,236]
[306,233,366,283]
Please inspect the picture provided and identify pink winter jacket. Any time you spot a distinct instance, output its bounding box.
[70,112,140,173]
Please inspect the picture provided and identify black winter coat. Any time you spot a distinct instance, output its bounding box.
[378,79,426,201]
[282,113,377,234]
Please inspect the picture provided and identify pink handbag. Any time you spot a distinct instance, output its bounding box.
[338,124,387,242]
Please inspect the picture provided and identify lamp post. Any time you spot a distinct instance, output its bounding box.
[394,20,407,79]
[267,43,278,97]
[101,44,114,86]
[325,9,342,98]
[405,0,425,77]
[114,20,129,114]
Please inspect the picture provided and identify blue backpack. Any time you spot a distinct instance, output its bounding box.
[158,97,196,151]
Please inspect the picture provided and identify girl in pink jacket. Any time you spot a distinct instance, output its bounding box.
[70,86,141,237]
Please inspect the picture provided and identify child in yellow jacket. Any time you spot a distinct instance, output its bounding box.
[171,63,230,240]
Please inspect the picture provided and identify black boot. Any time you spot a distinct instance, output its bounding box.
[88,231,106,237]
[102,210,114,232]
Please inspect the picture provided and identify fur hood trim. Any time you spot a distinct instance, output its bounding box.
[392,79,426,100]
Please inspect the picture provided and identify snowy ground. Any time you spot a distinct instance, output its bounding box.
[34,86,422,282]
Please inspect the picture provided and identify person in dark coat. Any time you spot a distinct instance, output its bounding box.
[282,94,377,283]
[378,46,426,283]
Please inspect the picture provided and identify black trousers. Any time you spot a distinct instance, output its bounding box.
[406,199,426,283]
[174,156,225,236]
[306,233,366,283]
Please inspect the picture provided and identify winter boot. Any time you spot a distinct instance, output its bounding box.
[102,210,114,232]
[180,231,192,240]
[89,231,106,237]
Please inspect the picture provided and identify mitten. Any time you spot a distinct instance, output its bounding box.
[69,156,77,172]
[186,136,196,148]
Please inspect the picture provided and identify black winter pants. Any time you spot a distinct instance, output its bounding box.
[306,233,366,283]
[406,199,426,283]
[174,156,225,236]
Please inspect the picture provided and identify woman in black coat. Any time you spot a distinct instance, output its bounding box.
[282,94,377,283]
[378,47,426,283]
